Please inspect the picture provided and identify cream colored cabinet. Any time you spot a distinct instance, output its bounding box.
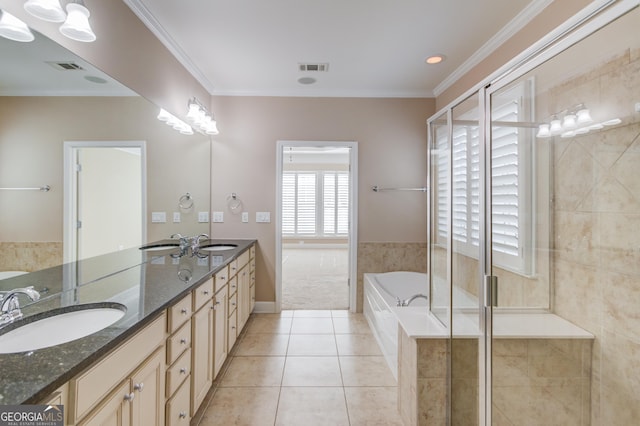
[70,313,166,425]
[213,285,228,378]
[79,348,164,426]
[190,299,214,415]
[237,266,250,332]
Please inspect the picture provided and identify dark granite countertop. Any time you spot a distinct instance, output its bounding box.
[0,238,256,405]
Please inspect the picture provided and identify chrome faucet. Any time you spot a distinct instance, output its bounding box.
[397,293,429,307]
[0,286,40,327]
[170,233,191,252]
[191,234,210,254]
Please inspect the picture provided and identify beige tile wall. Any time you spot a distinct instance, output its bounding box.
[357,242,427,312]
[550,47,640,425]
[0,242,62,272]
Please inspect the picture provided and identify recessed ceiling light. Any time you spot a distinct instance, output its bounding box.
[298,77,316,85]
[425,54,446,65]
[84,75,107,84]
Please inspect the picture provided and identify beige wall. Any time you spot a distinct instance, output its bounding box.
[208,96,434,303]
[0,96,210,269]
[436,0,591,110]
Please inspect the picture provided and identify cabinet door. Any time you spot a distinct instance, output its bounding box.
[213,285,228,378]
[77,381,131,426]
[130,348,164,426]
[191,300,214,415]
[237,266,250,331]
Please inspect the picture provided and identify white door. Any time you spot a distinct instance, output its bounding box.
[64,141,146,263]
[276,141,358,312]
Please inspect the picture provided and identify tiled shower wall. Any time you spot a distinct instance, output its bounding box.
[0,242,62,272]
[551,49,640,424]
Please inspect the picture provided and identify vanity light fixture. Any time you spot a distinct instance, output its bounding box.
[0,10,35,42]
[157,108,193,135]
[186,98,219,135]
[59,0,95,42]
[24,0,66,23]
[536,104,620,139]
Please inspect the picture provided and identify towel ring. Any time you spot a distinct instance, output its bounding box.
[227,193,243,214]
[179,193,194,210]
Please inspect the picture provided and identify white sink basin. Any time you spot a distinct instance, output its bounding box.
[0,304,126,354]
[198,244,238,252]
[140,243,179,251]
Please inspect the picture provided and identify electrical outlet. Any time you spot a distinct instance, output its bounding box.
[151,212,166,223]
[256,211,271,223]
[212,211,224,223]
[173,212,181,223]
[242,212,249,223]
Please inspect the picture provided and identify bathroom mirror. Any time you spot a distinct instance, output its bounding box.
[0,29,211,275]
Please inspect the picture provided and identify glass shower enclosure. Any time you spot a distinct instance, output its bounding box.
[427,2,640,424]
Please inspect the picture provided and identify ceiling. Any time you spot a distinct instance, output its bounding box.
[125,0,545,98]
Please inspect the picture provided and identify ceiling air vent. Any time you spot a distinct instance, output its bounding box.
[298,63,329,72]
[46,61,85,71]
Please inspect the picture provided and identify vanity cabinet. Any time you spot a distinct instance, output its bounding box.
[191,298,214,415]
[213,284,228,378]
[71,313,166,425]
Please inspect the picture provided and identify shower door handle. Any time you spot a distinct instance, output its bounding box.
[484,275,498,307]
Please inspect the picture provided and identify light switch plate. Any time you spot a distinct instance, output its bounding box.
[151,212,166,223]
[198,211,209,223]
[256,211,271,223]
[212,211,224,223]
[241,212,249,223]
[173,212,181,223]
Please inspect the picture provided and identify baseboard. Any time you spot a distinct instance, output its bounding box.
[253,301,276,313]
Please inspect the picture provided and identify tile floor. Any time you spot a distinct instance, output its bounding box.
[195,310,403,426]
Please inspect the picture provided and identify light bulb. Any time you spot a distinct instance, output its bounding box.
[536,124,551,138]
[157,109,172,122]
[0,10,35,42]
[576,108,592,124]
[602,118,621,126]
[562,113,577,129]
[549,117,562,134]
[59,1,96,42]
[24,0,66,23]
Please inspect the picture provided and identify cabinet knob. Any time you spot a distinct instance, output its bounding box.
[180,368,187,374]
[181,308,188,315]
[232,302,236,306]
[134,382,144,392]
[179,412,187,419]
[211,305,216,310]
[221,276,226,280]
[203,290,210,295]
[123,392,135,402]
[215,300,221,305]
[180,338,187,345]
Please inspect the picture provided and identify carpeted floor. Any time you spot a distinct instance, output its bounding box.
[281,248,349,310]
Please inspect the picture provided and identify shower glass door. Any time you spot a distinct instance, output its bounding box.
[488,3,640,424]
[451,93,481,425]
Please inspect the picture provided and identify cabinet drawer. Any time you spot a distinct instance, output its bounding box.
[71,313,165,422]
[166,348,191,398]
[167,320,191,365]
[166,378,191,425]
[229,258,239,276]
[193,278,214,311]
[168,293,192,334]
[228,276,238,296]
[228,310,237,349]
[214,266,229,292]
[250,259,256,273]
[251,284,256,312]
[237,250,250,269]
[250,244,255,259]
[228,291,237,315]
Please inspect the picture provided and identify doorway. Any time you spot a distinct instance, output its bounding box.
[276,141,358,312]
[63,141,146,263]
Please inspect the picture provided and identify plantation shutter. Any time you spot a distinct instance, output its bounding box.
[296,173,317,234]
[323,172,349,236]
[491,100,520,257]
[282,173,296,234]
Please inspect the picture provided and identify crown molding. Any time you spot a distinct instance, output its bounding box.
[123,0,216,95]
[433,0,555,97]
[211,88,434,98]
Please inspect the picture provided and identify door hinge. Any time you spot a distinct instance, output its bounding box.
[76,163,82,172]
[484,275,498,307]
[77,220,82,229]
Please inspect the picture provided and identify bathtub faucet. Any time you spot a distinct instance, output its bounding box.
[398,293,429,307]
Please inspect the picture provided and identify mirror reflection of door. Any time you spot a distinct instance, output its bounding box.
[64,141,146,263]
